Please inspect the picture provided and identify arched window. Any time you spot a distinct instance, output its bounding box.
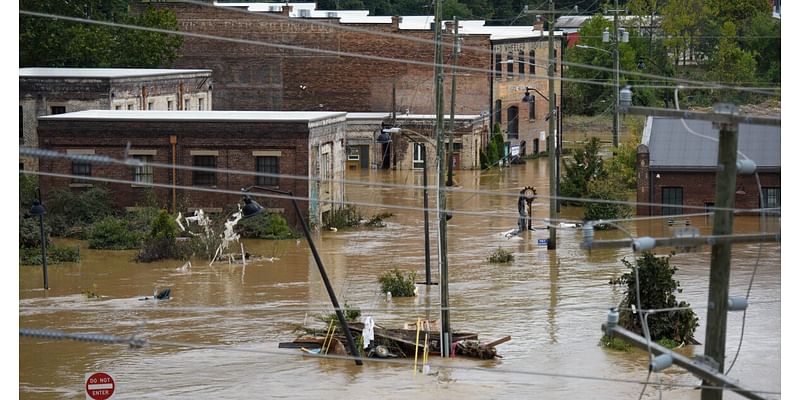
[506,52,514,77]
[518,51,526,75]
[507,106,519,139]
[494,99,502,126]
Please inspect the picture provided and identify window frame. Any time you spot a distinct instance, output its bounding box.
[255,156,279,186]
[507,106,519,139]
[661,186,684,216]
[192,155,217,186]
[132,155,154,185]
[761,187,780,209]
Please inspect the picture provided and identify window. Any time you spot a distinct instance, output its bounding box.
[494,99,502,125]
[662,187,683,216]
[198,98,204,111]
[412,143,425,169]
[133,155,154,184]
[127,104,134,110]
[193,155,216,186]
[72,160,91,183]
[554,49,559,72]
[184,98,191,111]
[256,156,279,186]
[529,50,536,73]
[528,96,535,120]
[518,51,525,76]
[494,53,502,79]
[761,187,780,209]
[19,106,23,144]
[506,52,514,77]
[167,100,173,111]
[51,106,66,115]
[507,106,519,139]
[115,105,122,110]
[147,101,154,110]
[347,146,360,161]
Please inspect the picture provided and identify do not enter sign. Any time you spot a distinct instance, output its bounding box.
[85,372,115,400]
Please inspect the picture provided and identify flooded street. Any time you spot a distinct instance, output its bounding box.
[20,158,780,399]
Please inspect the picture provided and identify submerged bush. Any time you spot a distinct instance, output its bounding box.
[88,216,141,250]
[325,205,362,229]
[317,303,362,324]
[378,268,417,297]
[20,244,80,265]
[236,213,300,239]
[364,212,394,228]
[488,247,514,263]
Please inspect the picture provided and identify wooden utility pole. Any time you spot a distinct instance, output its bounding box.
[702,103,739,400]
[432,0,452,358]
[547,0,557,250]
[446,17,459,187]
[612,0,620,148]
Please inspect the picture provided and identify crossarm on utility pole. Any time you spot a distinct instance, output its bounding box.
[587,233,780,250]
[601,323,768,400]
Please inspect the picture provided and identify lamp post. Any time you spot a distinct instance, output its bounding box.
[29,194,48,290]
[239,187,362,366]
[377,128,434,286]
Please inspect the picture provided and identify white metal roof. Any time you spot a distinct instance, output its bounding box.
[40,110,347,123]
[20,68,212,79]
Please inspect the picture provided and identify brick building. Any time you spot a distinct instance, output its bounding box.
[37,110,347,228]
[20,68,213,170]
[636,117,780,216]
[137,2,560,156]
[345,112,488,171]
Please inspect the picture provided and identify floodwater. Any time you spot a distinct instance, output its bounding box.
[19,158,780,399]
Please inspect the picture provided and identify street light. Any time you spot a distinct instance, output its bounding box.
[29,193,48,290]
[575,44,611,55]
[239,186,362,366]
[378,128,434,286]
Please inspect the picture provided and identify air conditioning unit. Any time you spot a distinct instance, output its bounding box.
[327,11,338,18]
[299,9,311,17]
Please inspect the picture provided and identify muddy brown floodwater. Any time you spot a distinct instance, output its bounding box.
[20,158,780,399]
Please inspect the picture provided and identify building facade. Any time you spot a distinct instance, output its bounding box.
[36,110,347,228]
[20,68,213,170]
[636,117,780,216]
[137,2,560,153]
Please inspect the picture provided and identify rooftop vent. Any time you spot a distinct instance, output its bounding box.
[299,9,311,17]
[268,6,280,12]
[327,11,338,18]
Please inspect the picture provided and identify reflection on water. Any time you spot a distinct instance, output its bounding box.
[20,159,780,399]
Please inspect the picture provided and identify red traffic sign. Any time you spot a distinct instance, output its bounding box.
[85,372,115,400]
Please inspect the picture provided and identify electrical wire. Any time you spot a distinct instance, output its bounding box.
[17,327,782,396]
[20,148,781,217]
[19,7,782,96]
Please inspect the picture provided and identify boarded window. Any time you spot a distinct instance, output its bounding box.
[661,187,683,216]
[256,156,279,186]
[193,155,216,186]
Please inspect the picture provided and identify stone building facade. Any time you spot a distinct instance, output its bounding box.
[20,68,213,170]
[36,110,347,228]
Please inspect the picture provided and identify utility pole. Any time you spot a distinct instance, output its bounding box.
[612,0,620,148]
[446,17,459,187]
[702,104,739,400]
[547,0,557,250]
[432,0,451,358]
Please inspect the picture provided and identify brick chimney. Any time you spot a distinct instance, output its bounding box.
[636,144,651,216]
[391,16,402,32]
[445,21,454,34]
[281,5,293,16]
[533,16,545,32]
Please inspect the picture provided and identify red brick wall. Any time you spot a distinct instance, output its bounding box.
[139,3,493,113]
[37,119,313,226]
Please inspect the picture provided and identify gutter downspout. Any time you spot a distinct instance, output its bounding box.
[170,135,177,213]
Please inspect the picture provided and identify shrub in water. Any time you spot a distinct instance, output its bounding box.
[88,216,141,250]
[20,244,80,265]
[325,205,362,229]
[488,247,514,263]
[365,212,394,228]
[236,212,300,239]
[378,268,417,297]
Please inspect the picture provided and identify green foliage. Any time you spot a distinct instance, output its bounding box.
[600,334,632,351]
[46,185,115,239]
[611,252,699,344]
[488,247,514,263]
[19,174,39,211]
[317,303,362,324]
[583,180,632,226]
[20,1,183,68]
[710,22,758,103]
[88,216,142,250]
[365,212,394,228]
[20,244,80,265]
[20,215,51,248]
[325,205,362,229]
[236,213,300,239]
[606,134,640,191]
[148,209,178,240]
[480,123,506,169]
[378,268,417,297]
[559,137,606,204]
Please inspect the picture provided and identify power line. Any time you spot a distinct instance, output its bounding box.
[18,327,782,395]
[20,148,782,217]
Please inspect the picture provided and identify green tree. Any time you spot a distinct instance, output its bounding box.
[583,179,632,225]
[711,22,758,102]
[559,137,605,203]
[661,0,715,66]
[20,1,182,68]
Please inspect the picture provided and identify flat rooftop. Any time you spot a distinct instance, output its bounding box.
[40,110,347,123]
[20,68,213,79]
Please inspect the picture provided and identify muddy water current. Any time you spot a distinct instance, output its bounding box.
[20,159,780,399]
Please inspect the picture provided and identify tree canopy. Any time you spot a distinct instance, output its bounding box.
[20,0,183,68]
